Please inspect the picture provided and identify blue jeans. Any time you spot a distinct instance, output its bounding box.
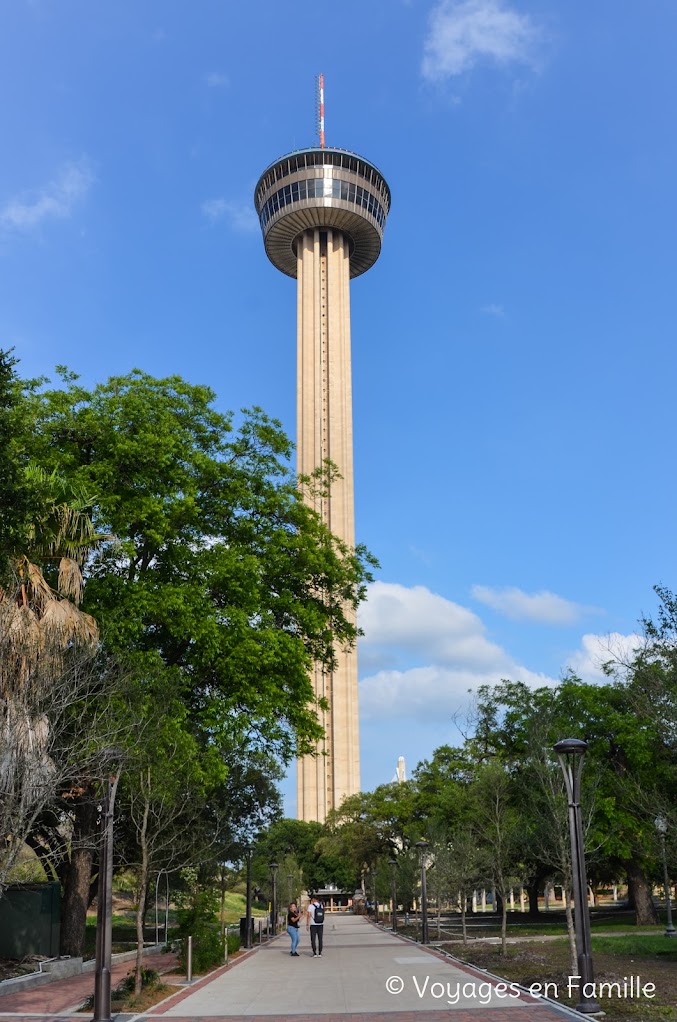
[287,925,300,953]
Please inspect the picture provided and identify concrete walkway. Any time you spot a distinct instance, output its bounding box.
[141,915,582,1022]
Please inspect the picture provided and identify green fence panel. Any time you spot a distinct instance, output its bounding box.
[0,882,60,957]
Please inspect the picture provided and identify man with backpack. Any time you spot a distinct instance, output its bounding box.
[306,896,325,956]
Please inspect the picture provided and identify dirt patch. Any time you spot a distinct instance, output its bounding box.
[456,940,677,1021]
[0,958,47,982]
[77,981,179,1013]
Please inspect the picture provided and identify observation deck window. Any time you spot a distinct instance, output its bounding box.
[259,175,387,231]
[257,151,389,206]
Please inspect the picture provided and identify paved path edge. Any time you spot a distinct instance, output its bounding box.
[138,935,287,1019]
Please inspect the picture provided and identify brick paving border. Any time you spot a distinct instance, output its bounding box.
[0,949,179,1016]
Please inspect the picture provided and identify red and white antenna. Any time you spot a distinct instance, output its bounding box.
[316,73,325,148]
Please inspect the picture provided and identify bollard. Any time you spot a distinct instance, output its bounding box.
[187,935,193,983]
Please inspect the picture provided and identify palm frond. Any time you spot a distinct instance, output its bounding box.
[23,464,108,564]
[58,557,84,604]
[40,598,98,649]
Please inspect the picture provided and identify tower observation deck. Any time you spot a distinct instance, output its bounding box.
[255,147,390,823]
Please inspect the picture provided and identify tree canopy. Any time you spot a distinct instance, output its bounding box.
[20,367,376,761]
[1,359,376,953]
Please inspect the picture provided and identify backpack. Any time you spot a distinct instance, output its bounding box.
[313,902,325,924]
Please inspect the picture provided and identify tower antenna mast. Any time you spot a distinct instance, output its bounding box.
[316,73,325,149]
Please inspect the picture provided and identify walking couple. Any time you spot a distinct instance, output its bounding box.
[287,896,325,957]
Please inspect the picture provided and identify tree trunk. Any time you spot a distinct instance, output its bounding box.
[626,860,658,925]
[563,885,577,976]
[25,834,60,883]
[135,882,147,995]
[527,877,541,917]
[60,796,98,956]
[142,878,154,930]
[501,900,508,955]
[135,784,151,996]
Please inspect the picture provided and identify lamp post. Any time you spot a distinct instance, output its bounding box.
[154,869,169,946]
[287,873,294,903]
[269,862,278,935]
[389,858,398,931]
[93,749,124,1022]
[370,868,378,924]
[553,739,600,1014]
[654,816,676,937]
[244,844,253,948]
[416,840,429,945]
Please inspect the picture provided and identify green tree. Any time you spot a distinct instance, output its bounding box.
[0,349,33,566]
[447,826,485,944]
[412,745,476,827]
[0,357,119,903]
[19,368,375,949]
[470,675,667,926]
[322,781,418,884]
[424,824,455,940]
[252,818,353,894]
[474,760,524,954]
[117,679,223,995]
[23,370,375,760]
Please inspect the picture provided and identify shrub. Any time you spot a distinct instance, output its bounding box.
[115,968,161,995]
[175,890,223,974]
[79,968,161,1011]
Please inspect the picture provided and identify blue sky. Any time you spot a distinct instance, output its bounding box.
[2,1,676,811]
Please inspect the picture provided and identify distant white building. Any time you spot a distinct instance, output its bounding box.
[392,755,406,784]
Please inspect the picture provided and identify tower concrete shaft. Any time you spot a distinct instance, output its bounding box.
[296,227,360,821]
[254,147,390,823]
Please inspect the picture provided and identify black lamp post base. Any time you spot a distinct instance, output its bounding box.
[576,1000,603,1015]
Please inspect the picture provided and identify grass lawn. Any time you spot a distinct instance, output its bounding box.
[82,889,269,955]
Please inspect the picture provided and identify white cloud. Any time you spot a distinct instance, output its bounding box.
[360,663,555,722]
[422,0,540,81]
[201,198,258,233]
[0,161,93,232]
[360,581,509,670]
[205,72,229,88]
[566,632,643,682]
[358,582,557,720]
[471,584,598,624]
